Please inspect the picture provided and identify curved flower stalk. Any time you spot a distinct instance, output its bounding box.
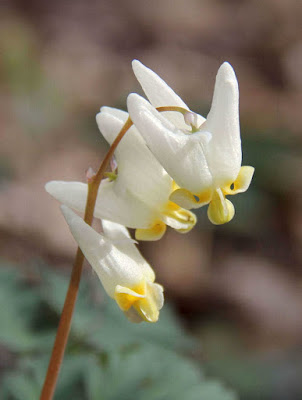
[127,60,255,224]
[46,107,196,240]
[61,205,164,323]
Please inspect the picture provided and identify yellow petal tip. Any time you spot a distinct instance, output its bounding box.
[135,221,167,241]
[207,197,235,225]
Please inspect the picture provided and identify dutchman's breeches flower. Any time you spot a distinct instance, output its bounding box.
[61,206,164,323]
[46,107,196,240]
[128,60,255,224]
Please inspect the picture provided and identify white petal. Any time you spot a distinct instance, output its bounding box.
[61,206,144,297]
[99,106,128,122]
[96,106,129,145]
[115,285,145,298]
[128,93,213,194]
[46,181,88,214]
[97,106,174,210]
[101,219,134,243]
[147,281,164,311]
[201,62,242,185]
[132,60,205,130]
[98,179,160,228]
[102,219,155,282]
[45,180,157,229]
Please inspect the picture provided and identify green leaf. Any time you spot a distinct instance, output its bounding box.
[82,346,237,400]
[0,262,237,400]
[2,372,41,400]
[0,266,40,351]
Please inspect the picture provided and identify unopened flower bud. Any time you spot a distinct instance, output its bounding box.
[184,111,198,129]
[86,167,96,183]
[110,156,118,172]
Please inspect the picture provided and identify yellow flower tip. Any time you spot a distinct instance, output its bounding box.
[114,283,145,311]
[209,165,254,224]
[169,188,212,210]
[162,201,197,233]
[223,165,255,195]
[175,209,197,233]
[207,190,235,225]
[115,282,162,323]
[134,297,160,323]
[135,220,167,241]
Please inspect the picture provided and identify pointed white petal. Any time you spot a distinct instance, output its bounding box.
[96,106,128,145]
[100,106,128,123]
[128,93,213,194]
[45,181,88,213]
[132,60,205,130]
[132,60,188,109]
[201,62,241,185]
[61,206,144,297]
[132,60,188,130]
[45,180,157,229]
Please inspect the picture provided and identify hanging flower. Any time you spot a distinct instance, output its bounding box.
[46,107,196,240]
[61,205,164,323]
[127,60,254,224]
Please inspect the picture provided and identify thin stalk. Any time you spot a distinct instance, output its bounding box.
[156,106,188,114]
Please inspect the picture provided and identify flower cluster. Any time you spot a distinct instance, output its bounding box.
[46,60,254,323]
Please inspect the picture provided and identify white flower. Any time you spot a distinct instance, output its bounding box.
[46,107,196,240]
[61,205,164,323]
[127,60,255,224]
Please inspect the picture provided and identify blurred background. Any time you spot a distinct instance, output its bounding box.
[1,0,302,399]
